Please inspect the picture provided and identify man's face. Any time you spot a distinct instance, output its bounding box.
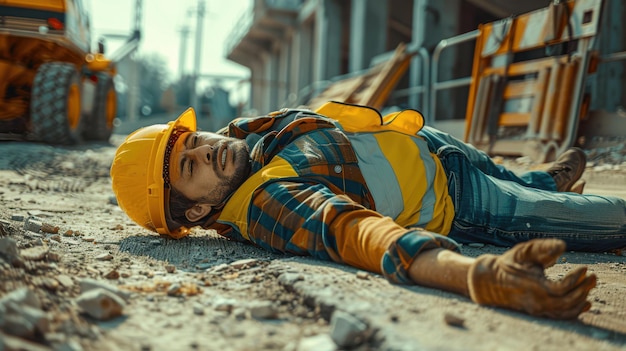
[168,130,251,207]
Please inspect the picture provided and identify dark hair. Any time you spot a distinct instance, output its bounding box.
[169,187,201,227]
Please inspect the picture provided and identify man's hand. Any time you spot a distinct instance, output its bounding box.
[468,239,597,319]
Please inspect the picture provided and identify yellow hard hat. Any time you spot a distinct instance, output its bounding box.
[110,108,197,239]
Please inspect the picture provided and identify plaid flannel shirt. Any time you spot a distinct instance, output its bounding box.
[206,109,459,284]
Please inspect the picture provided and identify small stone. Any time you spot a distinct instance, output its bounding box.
[213,298,235,313]
[24,218,43,233]
[167,284,181,296]
[232,307,247,320]
[0,287,41,308]
[0,238,20,262]
[109,196,118,206]
[82,237,95,242]
[56,275,74,288]
[76,289,125,321]
[21,245,49,261]
[330,310,369,348]
[2,313,34,338]
[11,214,24,221]
[104,270,120,280]
[0,332,51,351]
[165,265,176,274]
[95,253,113,261]
[46,252,61,262]
[49,235,61,243]
[79,278,130,301]
[41,223,59,234]
[207,264,229,273]
[444,312,465,328]
[63,230,74,237]
[278,273,304,287]
[192,304,204,316]
[356,271,370,280]
[229,258,259,270]
[296,334,336,351]
[41,277,60,291]
[250,301,277,320]
[18,304,50,334]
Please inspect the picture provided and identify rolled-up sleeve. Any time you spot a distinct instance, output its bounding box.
[247,180,460,284]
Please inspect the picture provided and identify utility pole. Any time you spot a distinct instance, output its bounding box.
[177,25,190,79]
[190,0,205,117]
[127,0,143,121]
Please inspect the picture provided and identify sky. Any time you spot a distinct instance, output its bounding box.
[87,0,251,102]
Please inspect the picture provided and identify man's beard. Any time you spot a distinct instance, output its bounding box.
[207,144,251,206]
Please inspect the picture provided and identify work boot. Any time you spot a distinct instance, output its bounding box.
[546,147,587,192]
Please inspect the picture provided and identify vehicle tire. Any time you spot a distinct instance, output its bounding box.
[30,62,83,144]
[83,73,116,142]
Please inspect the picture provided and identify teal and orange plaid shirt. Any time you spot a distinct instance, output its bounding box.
[204,108,459,284]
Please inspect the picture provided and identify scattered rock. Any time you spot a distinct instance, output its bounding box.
[330,310,369,349]
[41,223,59,234]
[0,287,41,308]
[15,304,50,335]
[11,214,25,221]
[24,218,43,233]
[76,289,125,320]
[230,258,259,270]
[213,298,236,313]
[21,245,49,261]
[355,271,370,280]
[49,234,61,242]
[79,278,130,301]
[0,288,49,340]
[165,265,176,274]
[104,270,120,280]
[444,312,466,328]
[95,253,113,261]
[56,275,74,289]
[0,331,51,351]
[0,237,20,263]
[296,334,337,351]
[167,284,181,296]
[192,303,204,316]
[207,264,229,273]
[250,301,278,320]
[278,273,304,288]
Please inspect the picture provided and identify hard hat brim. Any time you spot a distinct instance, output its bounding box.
[150,108,197,237]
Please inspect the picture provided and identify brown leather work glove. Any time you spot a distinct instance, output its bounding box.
[467,239,597,319]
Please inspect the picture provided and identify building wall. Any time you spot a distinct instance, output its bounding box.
[229,0,624,120]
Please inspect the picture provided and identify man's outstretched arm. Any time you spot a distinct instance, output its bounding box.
[408,239,597,319]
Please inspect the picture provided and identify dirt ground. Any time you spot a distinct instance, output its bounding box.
[1,134,625,351]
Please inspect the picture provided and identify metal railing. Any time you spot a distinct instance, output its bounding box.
[430,30,479,124]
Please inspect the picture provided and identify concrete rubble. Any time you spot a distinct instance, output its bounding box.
[0,136,625,350]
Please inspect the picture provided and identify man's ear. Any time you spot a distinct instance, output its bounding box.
[185,203,213,222]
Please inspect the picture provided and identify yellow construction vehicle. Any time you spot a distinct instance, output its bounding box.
[0,0,128,144]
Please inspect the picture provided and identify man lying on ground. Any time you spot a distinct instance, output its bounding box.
[111,101,626,319]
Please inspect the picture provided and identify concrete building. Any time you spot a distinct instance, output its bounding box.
[225,0,625,130]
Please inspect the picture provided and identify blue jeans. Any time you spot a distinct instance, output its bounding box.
[419,126,626,252]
